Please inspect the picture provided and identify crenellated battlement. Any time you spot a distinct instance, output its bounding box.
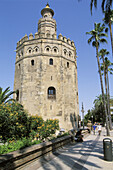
[17,34,28,47]
[58,33,75,47]
[17,33,75,49]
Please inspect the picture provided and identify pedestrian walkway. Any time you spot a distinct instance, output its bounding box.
[21,127,113,170]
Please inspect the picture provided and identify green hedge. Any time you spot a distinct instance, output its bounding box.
[0,137,42,155]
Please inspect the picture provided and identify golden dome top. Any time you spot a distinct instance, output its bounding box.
[41,3,54,17]
[45,3,50,8]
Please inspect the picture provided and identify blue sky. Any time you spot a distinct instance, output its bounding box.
[0,0,113,117]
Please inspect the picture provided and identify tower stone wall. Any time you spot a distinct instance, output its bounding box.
[14,4,79,131]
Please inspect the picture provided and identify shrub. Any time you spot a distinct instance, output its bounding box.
[0,138,42,155]
[38,119,59,140]
[0,102,30,142]
[30,115,44,131]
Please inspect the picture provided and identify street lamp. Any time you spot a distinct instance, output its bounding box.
[91,115,93,125]
[81,102,85,129]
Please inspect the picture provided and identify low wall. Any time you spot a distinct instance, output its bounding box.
[0,135,71,170]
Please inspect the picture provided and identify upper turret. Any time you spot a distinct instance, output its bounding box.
[38,3,57,38]
[16,4,76,51]
[41,3,54,18]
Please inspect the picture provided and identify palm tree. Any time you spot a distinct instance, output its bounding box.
[90,0,113,14]
[104,58,113,128]
[103,9,113,55]
[0,87,16,104]
[86,22,110,136]
[99,49,109,97]
[99,49,112,129]
[83,1,113,56]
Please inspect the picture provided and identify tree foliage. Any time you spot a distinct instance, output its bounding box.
[90,0,113,14]
[84,95,107,125]
[0,87,16,104]
[103,9,113,55]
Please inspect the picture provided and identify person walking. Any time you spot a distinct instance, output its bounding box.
[92,123,97,135]
[97,123,102,136]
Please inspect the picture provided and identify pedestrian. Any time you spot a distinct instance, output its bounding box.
[92,123,97,135]
[97,123,102,136]
[75,129,83,142]
[95,122,98,134]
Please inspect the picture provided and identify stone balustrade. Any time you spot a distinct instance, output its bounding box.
[0,135,71,170]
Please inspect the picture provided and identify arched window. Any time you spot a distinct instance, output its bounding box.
[49,58,53,65]
[46,33,50,38]
[45,46,51,52]
[29,49,31,53]
[54,48,57,53]
[18,53,21,58]
[34,46,39,53]
[77,92,79,103]
[52,47,58,54]
[35,48,38,52]
[64,49,67,56]
[67,62,69,68]
[46,30,50,38]
[48,87,56,99]
[69,51,72,57]
[18,64,20,69]
[44,15,47,18]
[31,60,34,66]
[46,47,50,52]
[16,90,19,101]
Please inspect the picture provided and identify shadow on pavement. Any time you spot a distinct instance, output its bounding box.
[39,135,102,170]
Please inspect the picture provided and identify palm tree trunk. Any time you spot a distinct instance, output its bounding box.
[102,55,112,130]
[109,22,113,55]
[96,43,110,136]
[107,69,112,129]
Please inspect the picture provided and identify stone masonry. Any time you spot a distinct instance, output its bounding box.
[13,4,79,131]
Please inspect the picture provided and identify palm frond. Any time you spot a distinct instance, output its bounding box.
[86,31,93,35]
[102,0,106,12]
[0,87,16,104]
[96,23,101,30]
[100,38,108,43]
[90,0,98,15]
[106,0,112,12]
[92,41,96,47]
[87,36,94,44]
[4,98,16,104]
[2,87,10,98]
[2,91,16,103]
[105,27,108,32]
[98,33,108,37]
[0,87,2,95]
[90,0,94,15]
[102,0,113,12]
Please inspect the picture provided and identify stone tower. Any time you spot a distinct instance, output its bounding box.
[14,4,79,131]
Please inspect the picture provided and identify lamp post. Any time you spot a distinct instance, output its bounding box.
[91,115,93,125]
[81,102,85,129]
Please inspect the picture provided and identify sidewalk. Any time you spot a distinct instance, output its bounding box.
[21,127,113,170]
